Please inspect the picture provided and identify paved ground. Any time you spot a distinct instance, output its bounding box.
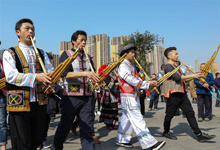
[6,93,220,150]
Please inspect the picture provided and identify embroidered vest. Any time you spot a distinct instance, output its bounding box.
[118,61,139,96]
[5,46,48,112]
[63,49,92,96]
[161,63,188,98]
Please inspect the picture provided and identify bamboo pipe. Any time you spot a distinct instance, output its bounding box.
[30,37,47,73]
[83,48,100,91]
[134,58,160,94]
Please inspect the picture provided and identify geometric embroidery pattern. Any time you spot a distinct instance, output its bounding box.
[8,94,23,105]
[68,85,80,92]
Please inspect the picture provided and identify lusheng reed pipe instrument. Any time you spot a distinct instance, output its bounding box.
[178,60,206,83]
[30,37,55,93]
[30,37,47,73]
[43,48,79,94]
[150,64,183,92]
[179,59,220,101]
[91,53,127,90]
[178,44,220,85]
[199,44,220,85]
[133,58,160,94]
[83,47,100,91]
[0,77,5,89]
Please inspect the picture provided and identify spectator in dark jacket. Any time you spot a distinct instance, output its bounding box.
[194,63,215,122]
[149,73,160,111]
[214,72,220,107]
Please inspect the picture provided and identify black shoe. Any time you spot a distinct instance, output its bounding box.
[198,133,216,143]
[116,142,133,148]
[151,141,166,150]
[163,132,177,140]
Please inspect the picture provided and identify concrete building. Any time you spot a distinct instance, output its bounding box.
[51,53,59,68]
[111,36,129,63]
[86,34,110,71]
[146,45,164,75]
[60,41,72,55]
[195,60,199,72]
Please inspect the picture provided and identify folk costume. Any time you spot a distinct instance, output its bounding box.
[52,48,95,150]
[98,72,119,130]
[3,42,53,150]
[116,44,159,149]
[161,63,202,137]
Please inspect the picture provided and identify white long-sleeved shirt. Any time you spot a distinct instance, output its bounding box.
[3,42,54,102]
[118,59,149,92]
[118,59,150,110]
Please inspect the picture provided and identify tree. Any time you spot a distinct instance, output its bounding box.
[120,30,161,71]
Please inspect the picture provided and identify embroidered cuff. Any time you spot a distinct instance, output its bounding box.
[25,73,36,88]
[14,73,25,86]
[136,80,143,89]
[140,81,150,90]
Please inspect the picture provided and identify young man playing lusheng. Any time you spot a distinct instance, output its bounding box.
[161,47,215,142]
[116,44,166,150]
[52,30,99,150]
[3,18,52,150]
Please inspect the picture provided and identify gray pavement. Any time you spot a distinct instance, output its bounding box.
[6,93,220,150]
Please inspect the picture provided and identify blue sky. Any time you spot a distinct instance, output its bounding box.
[0,0,219,70]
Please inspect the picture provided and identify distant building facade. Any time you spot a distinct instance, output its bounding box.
[146,45,164,75]
[86,34,110,71]
[60,41,72,55]
[111,36,129,63]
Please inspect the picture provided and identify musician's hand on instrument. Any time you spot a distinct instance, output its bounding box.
[194,73,204,79]
[36,73,52,86]
[87,72,100,83]
[149,81,159,88]
[203,83,209,88]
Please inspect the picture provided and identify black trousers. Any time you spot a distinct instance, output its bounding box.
[197,94,212,119]
[43,113,51,142]
[149,95,159,109]
[52,96,95,150]
[72,117,95,136]
[9,102,47,150]
[140,96,146,116]
[163,93,201,135]
[161,95,164,102]
[216,92,220,106]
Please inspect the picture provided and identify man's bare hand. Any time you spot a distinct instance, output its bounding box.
[203,83,209,88]
[36,73,52,86]
[87,72,100,83]
[149,81,159,88]
[194,73,204,79]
